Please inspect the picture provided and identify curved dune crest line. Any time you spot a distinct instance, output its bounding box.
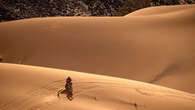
[128,4,195,16]
[0,63,195,110]
[0,5,195,93]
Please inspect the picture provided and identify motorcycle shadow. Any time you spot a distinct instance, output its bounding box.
[57,88,73,101]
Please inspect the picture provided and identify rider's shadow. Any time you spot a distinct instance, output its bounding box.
[57,89,73,101]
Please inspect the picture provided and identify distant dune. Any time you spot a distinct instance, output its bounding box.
[129,4,195,16]
[0,5,195,94]
[0,63,194,110]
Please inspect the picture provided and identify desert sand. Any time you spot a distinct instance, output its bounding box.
[0,4,194,93]
[0,63,195,110]
[0,4,195,110]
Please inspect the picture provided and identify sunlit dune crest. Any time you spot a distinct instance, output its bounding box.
[0,63,194,110]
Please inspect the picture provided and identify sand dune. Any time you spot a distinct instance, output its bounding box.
[0,5,195,93]
[129,4,195,16]
[0,63,194,110]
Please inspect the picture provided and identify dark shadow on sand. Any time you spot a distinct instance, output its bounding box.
[57,89,73,101]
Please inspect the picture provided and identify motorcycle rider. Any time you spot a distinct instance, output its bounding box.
[65,76,73,100]
[65,76,72,89]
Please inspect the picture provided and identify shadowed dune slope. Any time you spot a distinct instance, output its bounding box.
[0,5,195,93]
[0,63,195,110]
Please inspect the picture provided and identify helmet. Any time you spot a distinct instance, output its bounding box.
[66,76,72,82]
